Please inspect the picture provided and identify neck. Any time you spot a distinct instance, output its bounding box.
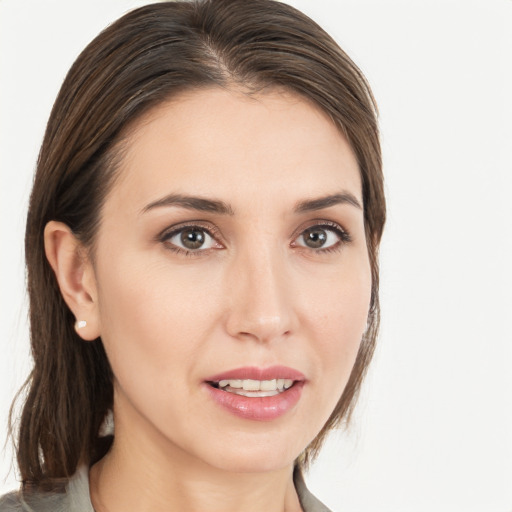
[89,411,303,512]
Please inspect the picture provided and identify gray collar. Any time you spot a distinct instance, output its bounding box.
[4,464,332,512]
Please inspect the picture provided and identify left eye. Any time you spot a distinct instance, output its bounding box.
[167,227,217,251]
[295,226,343,250]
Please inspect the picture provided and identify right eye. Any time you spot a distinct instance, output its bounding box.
[163,226,222,254]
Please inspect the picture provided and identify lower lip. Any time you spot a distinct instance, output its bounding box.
[204,382,305,421]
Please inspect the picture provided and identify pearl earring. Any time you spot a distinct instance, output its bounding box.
[75,320,87,330]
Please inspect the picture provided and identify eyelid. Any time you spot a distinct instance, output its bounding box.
[156,218,351,256]
[158,221,224,253]
[291,219,351,240]
[290,219,352,250]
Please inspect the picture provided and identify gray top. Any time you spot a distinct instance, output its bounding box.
[0,465,332,512]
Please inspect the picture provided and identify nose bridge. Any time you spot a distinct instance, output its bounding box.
[226,236,295,343]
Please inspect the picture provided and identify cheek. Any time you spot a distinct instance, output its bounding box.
[93,250,220,390]
[305,256,372,390]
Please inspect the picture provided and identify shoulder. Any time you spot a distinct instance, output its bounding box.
[294,467,333,512]
[0,467,93,512]
[0,492,22,512]
[0,489,69,512]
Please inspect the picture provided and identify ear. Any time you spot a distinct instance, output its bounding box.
[44,221,101,341]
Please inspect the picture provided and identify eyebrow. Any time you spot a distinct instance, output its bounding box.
[294,192,362,213]
[141,191,362,216]
[141,194,234,215]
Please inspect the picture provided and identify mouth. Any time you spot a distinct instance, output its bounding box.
[204,366,306,421]
[207,378,296,397]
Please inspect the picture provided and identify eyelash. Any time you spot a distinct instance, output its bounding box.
[158,222,222,257]
[158,220,352,257]
[293,221,353,254]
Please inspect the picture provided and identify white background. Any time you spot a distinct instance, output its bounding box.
[1,1,511,510]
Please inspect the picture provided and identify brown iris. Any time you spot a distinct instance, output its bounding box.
[302,227,327,248]
[180,228,206,249]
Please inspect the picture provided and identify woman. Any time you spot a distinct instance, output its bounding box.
[1,0,385,510]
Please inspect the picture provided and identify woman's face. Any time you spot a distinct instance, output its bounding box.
[88,88,371,473]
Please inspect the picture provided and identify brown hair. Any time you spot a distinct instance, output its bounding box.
[13,0,385,487]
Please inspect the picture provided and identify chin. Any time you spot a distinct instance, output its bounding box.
[210,449,297,474]
[191,427,311,474]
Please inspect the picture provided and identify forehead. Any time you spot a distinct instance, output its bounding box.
[108,87,362,213]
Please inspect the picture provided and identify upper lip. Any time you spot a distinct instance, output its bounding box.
[205,365,306,383]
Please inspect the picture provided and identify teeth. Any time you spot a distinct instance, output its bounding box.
[216,378,295,392]
[260,379,277,391]
[234,390,280,397]
[243,379,261,391]
[218,379,241,388]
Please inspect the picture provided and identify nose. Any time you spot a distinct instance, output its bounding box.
[225,245,297,344]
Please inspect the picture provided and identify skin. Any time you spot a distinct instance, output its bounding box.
[45,87,371,512]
